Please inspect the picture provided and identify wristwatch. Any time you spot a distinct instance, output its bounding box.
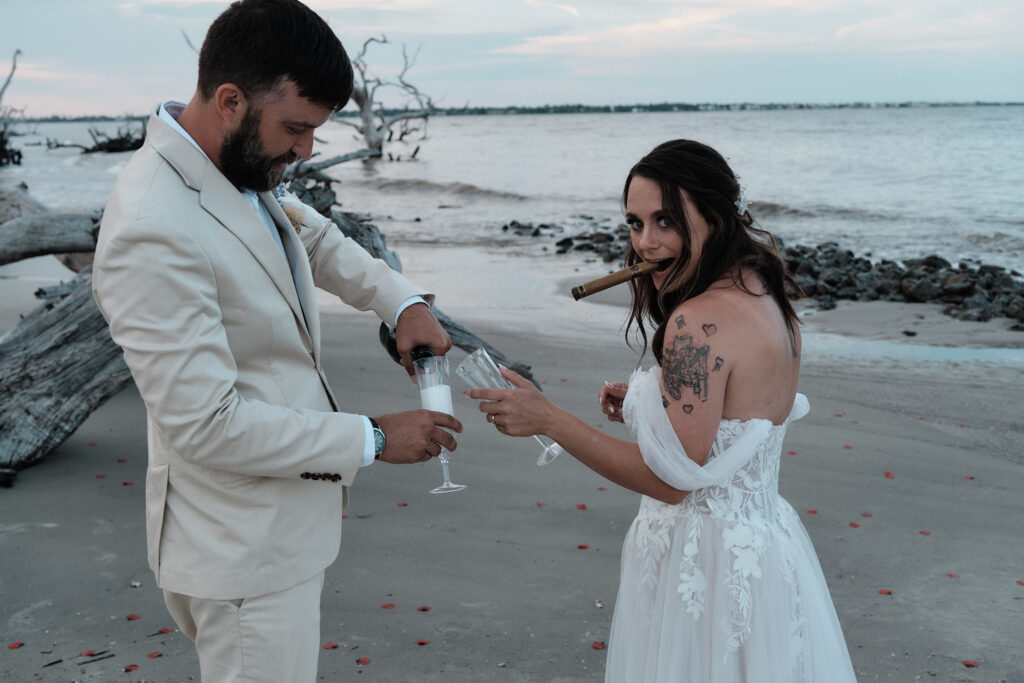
[369,417,385,460]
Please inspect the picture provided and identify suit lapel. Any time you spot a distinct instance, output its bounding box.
[198,169,313,348]
[261,193,321,357]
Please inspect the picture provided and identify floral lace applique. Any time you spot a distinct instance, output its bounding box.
[676,421,786,649]
[677,514,706,618]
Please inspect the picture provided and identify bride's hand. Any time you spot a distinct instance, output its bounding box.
[600,381,628,423]
[466,367,554,437]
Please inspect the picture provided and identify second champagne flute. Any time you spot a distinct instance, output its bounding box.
[455,347,564,466]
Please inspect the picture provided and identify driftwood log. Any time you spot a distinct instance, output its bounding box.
[0,180,532,486]
[0,269,131,486]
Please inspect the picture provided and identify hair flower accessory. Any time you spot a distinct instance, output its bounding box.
[734,186,750,215]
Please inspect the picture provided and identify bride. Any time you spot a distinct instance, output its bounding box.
[467,139,857,682]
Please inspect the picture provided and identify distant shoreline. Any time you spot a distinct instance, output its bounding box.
[15,100,1024,123]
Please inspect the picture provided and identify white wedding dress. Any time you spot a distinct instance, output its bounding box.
[605,367,857,682]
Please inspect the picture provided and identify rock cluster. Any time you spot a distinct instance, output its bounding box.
[499,218,1024,327]
[785,243,1024,326]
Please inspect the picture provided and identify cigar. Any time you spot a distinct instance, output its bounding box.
[571,260,662,300]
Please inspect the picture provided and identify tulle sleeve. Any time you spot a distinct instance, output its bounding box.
[622,367,774,491]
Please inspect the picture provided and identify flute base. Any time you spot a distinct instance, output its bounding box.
[430,482,467,494]
[536,441,565,467]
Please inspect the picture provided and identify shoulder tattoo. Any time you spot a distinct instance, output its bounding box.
[663,333,710,403]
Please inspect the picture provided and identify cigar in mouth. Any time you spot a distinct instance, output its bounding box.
[571,260,670,300]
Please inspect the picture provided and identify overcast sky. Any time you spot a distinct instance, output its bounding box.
[2,0,1022,117]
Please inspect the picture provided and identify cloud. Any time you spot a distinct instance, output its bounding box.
[526,0,580,18]
[835,4,1024,51]
[9,62,105,86]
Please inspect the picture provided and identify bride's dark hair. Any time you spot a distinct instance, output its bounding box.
[623,139,801,364]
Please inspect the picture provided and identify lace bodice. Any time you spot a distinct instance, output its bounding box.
[620,366,810,648]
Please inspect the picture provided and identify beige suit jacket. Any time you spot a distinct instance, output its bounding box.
[92,110,427,599]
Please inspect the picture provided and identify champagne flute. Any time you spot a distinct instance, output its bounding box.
[455,347,565,466]
[412,348,466,494]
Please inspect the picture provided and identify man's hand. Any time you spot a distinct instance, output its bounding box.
[395,303,451,379]
[374,410,462,464]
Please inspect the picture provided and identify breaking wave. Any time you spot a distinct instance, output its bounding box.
[349,178,528,201]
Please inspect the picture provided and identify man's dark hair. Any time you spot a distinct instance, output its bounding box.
[198,0,352,111]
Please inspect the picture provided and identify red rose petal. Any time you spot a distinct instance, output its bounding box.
[381,603,395,610]
[878,589,892,595]
[1017,580,1024,586]
[324,642,339,649]
[356,657,371,665]
[87,442,96,447]
[884,471,895,479]
[124,664,139,672]
[962,660,979,668]
[118,458,127,463]
[560,378,568,382]
[159,627,173,634]
[8,641,24,649]
[843,445,852,450]
[787,450,797,455]
[147,651,162,659]
[851,420,859,424]
[959,423,968,428]
[577,543,589,549]
[920,530,931,535]
[123,481,134,486]
[416,639,430,646]
[849,522,860,528]
[862,513,872,517]
[536,502,547,508]
[576,504,587,510]
[597,487,607,491]
[833,413,842,417]
[948,573,960,578]
[396,502,407,507]
[79,649,96,656]
[806,509,817,514]
[126,613,141,621]
[965,475,974,480]
[342,514,347,519]
[592,641,606,650]
[417,606,431,612]
[96,474,105,479]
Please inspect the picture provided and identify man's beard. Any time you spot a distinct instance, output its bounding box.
[219,107,296,192]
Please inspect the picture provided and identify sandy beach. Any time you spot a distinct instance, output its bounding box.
[1,237,1022,682]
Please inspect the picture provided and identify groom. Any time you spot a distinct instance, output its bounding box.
[91,0,460,680]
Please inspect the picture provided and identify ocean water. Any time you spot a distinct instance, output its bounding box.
[4,105,1023,272]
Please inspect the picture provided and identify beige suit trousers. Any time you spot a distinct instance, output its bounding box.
[163,570,324,682]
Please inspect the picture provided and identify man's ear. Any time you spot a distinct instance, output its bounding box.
[213,83,248,126]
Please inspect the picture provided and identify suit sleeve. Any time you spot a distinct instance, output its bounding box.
[297,215,432,322]
[92,218,364,483]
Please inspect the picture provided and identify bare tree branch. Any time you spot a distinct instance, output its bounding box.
[0,49,22,108]
[334,35,434,160]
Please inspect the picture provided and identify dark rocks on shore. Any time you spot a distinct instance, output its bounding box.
[785,243,1024,327]
[499,219,1024,328]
